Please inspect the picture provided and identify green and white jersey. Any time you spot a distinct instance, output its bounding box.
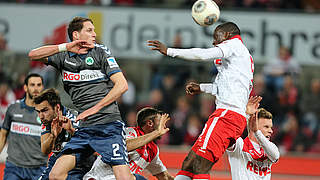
[2,98,48,168]
[47,44,122,127]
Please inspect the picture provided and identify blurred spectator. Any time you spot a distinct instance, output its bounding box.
[252,73,277,116]
[183,113,202,146]
[277,76,300,118]
[302,0,320,12]
[125,109,137,127]
[263,46,301,93]
[0,33,8,51]
[64,0,87,5]
[13,73,27,99]
[169,95,192,145]
[301,78,320,139]
[0,78,16,126]
[273,113,312,154]
[160,74,178,114]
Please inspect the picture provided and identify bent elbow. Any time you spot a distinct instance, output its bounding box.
[122,82,128,94]
[28,51,37,60]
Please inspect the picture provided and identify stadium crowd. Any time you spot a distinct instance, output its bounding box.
[0,0,320,12]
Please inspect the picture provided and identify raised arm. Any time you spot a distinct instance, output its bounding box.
[126,114,170,152]
[28,40,94,62]
[147,40,223,61]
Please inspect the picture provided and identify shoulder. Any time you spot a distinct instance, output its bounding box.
[94,44,112,56]
[125,127,138,138]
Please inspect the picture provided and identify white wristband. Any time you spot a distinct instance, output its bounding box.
[58,43,67,52]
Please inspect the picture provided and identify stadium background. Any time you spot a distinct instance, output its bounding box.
[0,0,320,179]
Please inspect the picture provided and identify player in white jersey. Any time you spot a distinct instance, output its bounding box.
[148,22,254,179]
[227,106,280,180]
[84,107,174,180]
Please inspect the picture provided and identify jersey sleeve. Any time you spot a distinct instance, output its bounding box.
[2,105,13,130]
[146,147,167,175]
[226,137,244,157]
[216,40,233,59]
[167,47,223,61]
[98,45,122,78]
[125,127,138,139]
[47,52,65,70]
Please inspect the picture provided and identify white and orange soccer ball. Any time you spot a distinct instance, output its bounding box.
[191,0,220,27]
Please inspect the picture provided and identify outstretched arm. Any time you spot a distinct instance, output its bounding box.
[126,114,170,151]
[28,40,94,62]
[0,129,8,154]
[147,40,223,61]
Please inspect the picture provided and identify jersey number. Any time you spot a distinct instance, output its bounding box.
[112,144,121,157]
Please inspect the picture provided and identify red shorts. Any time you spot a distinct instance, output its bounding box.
[192,109,246,162]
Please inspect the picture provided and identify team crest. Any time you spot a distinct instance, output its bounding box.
[85,57,94,65]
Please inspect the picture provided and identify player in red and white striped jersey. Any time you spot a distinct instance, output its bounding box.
[83,107,174,180]
[227,105,280,180]
[148,22,254,180]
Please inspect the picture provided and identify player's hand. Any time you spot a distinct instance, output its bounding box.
[66,40,94,54]
[75,107,98,122]
[246,96,262,115]
[147,40,168,56]
[157,113,170,136]
[186,82,201,95]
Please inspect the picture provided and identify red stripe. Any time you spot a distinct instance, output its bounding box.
[176,170,194,178]
[193,174,210,179]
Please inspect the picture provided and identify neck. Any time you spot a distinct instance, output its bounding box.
[25,96,35,107]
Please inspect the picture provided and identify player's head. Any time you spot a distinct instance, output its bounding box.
[34,88,62,125]
[68,17,96,44]
[213,22,240,46]
[136,107,159,127]
[256,108,273,140]
[24,73,44,100]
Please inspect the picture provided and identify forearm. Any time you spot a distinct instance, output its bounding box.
[28,44,61,60]
[254,130,280,163]
[0,129,9,153]
[126,130,161,151]
[200,83,217,95]
[167,47,223,61]
[94,75,128,112]
[41,134,56,155]
[155,171,174,180]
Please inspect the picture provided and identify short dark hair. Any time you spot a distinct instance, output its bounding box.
[258,108,273,119]
[24,73,43,85]
[136,107,159,127]
[34,88,62,108]
[68,17,93,41]
[216,22,240,36]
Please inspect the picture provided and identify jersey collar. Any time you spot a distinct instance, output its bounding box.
[20,98,35,112]
[228,35,243,43]
[68,49,93,60]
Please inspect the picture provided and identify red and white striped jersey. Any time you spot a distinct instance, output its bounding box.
[83,127,167,180]
[227,137,274,180]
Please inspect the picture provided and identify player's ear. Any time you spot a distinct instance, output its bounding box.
[23,84,27,92]
[73,31,79,40]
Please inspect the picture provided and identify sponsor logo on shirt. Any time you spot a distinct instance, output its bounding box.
[246,161,271,176]
[13,114,23,118]
[62,70,105,82]
[10,122,42,136]
[107,57,119,68]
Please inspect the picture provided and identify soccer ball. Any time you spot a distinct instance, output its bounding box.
[191,0,220,27]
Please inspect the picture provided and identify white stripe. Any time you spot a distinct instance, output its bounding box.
[201,110,228,150]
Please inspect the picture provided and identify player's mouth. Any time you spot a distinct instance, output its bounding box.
[266,135,271,140]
